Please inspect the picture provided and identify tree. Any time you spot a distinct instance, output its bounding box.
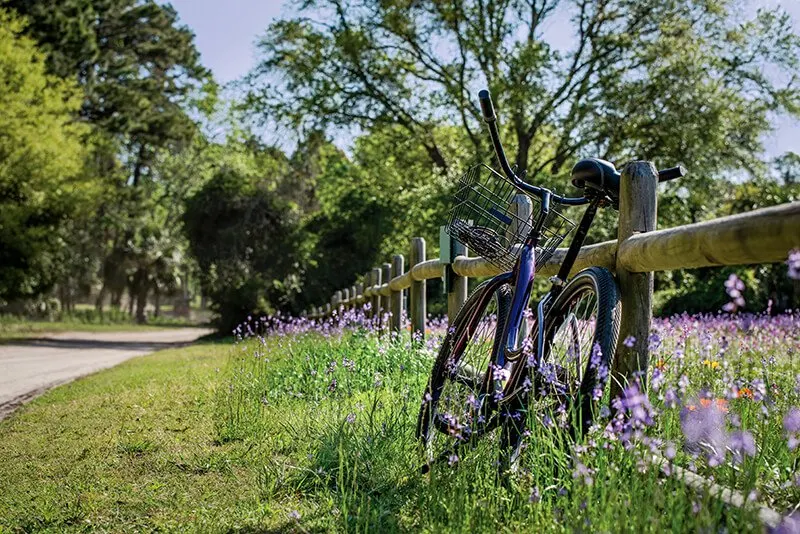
[6,0,215,321]
[0,9,91,302]
[246,0,799,184]
[6,0,214,176]
[183,166,305,333]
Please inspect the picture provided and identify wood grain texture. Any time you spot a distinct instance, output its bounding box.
[447,240,468,323]
[619,201,800,272]
[410,238,427,340]
[356,282,364,305]
[391,254,404,333]
[410,258,443,281]
[371,267,381,318]
[451,240,617,278]
[381,263,392,326]
[612,161,658,399]
[388,271,413,292]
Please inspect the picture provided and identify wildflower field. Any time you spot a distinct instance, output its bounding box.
[218,308,800,532]
[0,308,799,532]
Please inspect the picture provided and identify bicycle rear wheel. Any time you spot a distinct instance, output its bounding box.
[501,267,621,468]
[417,278,511,468]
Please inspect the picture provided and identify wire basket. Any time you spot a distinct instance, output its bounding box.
[446,163,575,272]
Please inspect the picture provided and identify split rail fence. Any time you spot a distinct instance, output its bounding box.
[307,161,800,386]
[307,161,800,390]
[305,161,799,526]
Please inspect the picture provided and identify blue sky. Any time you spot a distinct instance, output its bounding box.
[167,0,799,158]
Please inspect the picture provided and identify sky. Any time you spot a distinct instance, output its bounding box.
[166,0,799,158]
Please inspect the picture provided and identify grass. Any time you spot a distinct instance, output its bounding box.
[0,321,190,342]
[0,314,206,342]
[0,312,798,532]
[0,341,272,531]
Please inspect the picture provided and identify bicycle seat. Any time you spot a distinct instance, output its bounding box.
[570,158,621,201]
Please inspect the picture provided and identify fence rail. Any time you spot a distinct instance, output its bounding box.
[307,161,800,391]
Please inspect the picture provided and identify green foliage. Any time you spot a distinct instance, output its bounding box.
[183,166,305,333]
[246,0,800,183]
[5,0,213,174]
[0,9,91,301]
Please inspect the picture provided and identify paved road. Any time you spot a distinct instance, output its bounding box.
[0,328,213,420]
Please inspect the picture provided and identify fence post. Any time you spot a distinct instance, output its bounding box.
[364,271,372,318]
[508,194,533,337]
[391,254,404,333]
[342,288,349,311]
[371,267,382,323]
[611,161,658,400]
[381,263,391,329]
[350,285,357,310]
[507,193,533,244]
[410,237,427,340]
[447,239,468,324]
[356,282,364,314]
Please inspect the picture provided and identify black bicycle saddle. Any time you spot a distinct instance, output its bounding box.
[570,158,621,202]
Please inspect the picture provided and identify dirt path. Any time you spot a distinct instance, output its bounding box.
[0,328,213,420]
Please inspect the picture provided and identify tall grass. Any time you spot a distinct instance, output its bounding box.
[218,309,800,532]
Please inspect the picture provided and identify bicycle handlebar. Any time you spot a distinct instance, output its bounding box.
[478,89,496,122]
[479,89,685,206]
[479,90,589,206]
[658,166,686,182]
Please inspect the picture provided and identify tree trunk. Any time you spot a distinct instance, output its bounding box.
[514,131,532,176]
[111,288,122,310]
[134,268,148,324]
[95,283,106,313]
[127,281,135,317]
[132,267,150,324]
[154,286,161,318]
[423,142,449,172]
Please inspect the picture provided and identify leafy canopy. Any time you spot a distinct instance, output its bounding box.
[247,0,800,183]
[0,9,92,300]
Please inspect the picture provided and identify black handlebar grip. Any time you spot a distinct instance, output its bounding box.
[658,165,686,182]
[478,89,496,122]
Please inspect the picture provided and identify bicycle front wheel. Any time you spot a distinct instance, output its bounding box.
[416,278,511,467]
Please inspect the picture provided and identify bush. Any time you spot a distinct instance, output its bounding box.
[183,167,305,334]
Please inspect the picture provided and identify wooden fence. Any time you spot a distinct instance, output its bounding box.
[307,161,800,389]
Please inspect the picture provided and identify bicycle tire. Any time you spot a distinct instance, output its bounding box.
[416,278,512,463]
[500,266,621,469]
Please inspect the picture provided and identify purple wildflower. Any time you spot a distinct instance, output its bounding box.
[572,462,594,486]
[623,336,636,348]
[681,398,727,465]
[728,430,756,463]
[783,408,800,433]
[722,273,746,312]
[787,249,800,280]
[664,388,679,409]
[773,513,800,534]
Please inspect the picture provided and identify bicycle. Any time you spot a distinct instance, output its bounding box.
[416,89,685,472]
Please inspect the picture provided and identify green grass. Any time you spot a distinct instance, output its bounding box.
[0,320,193,342]
[0,341,272,532]
[0,316,798,532]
